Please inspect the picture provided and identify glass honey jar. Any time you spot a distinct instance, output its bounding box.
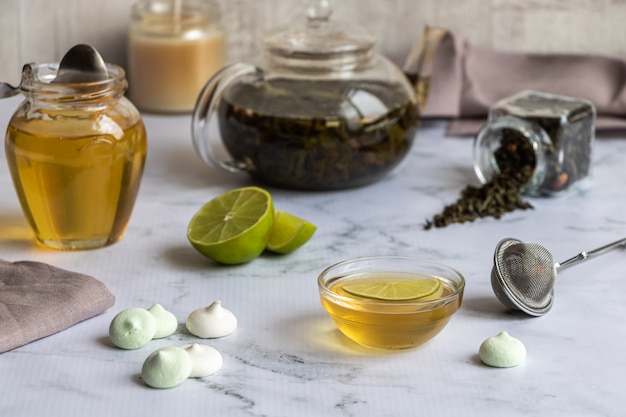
[4,55,148,250]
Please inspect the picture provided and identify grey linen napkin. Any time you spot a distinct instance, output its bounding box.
[404,27,626,136]
[0,259,115,353]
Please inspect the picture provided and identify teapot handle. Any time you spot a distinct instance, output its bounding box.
[192,63,263,172]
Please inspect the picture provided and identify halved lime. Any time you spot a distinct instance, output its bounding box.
[343,277,442,301]
[266,210,317,254]
[187,186,274,264]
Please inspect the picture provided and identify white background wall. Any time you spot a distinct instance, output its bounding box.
[1,0,626,84]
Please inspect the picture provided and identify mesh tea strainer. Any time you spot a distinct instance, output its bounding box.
[491,237,626,316]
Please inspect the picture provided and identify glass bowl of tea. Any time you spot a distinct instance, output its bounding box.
[318,256,465,349]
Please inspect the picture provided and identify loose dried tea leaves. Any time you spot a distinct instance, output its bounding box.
[495,93,594,194]
[424,129,534,229]
[423,169,534,229]
[426,92,595,229]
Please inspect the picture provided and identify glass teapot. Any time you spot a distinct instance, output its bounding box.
[192,0,419,190]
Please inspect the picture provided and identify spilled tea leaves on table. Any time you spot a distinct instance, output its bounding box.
[424,129,534,229]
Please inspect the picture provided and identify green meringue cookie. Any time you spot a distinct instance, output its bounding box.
[142,346,192,389]
[479,331,526,368]
[109,307,157,350]
[147,304,178,339]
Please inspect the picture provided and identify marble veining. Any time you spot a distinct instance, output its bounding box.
[0,95,625,416]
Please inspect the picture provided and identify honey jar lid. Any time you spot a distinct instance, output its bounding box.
[261,0,375,69]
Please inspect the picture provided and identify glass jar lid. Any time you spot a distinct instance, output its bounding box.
[261,0,375,70]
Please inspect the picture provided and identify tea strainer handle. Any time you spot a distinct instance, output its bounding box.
[556,237,626,270]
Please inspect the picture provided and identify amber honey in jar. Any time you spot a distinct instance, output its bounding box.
[5,62,147,250]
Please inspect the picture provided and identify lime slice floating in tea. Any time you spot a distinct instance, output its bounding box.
[187,186,274,264]
[343,277,442,301]
[266,210,317,254]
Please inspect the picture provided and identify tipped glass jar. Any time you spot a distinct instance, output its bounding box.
[191,0,419,190]
[5,59,147,250]
[473,90,595,196]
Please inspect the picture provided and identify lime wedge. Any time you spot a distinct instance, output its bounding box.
[266,210,317,254]
[187,186,274,264]
[343,277,442,301]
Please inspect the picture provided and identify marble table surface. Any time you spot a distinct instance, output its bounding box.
[1,95,625,417]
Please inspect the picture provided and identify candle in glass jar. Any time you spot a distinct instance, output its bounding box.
[128,0,225,113]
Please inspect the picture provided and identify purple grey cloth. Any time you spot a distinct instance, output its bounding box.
[0,259,115,353]
[407,28,626,135]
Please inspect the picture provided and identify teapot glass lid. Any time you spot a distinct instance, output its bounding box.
[262,0,375,63]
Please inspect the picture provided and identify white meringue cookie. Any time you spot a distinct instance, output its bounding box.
[147,304,178,339]
[186,300,237,338]
[181,343,223,377]
[479,331,526,368]
[141,346,192,389]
